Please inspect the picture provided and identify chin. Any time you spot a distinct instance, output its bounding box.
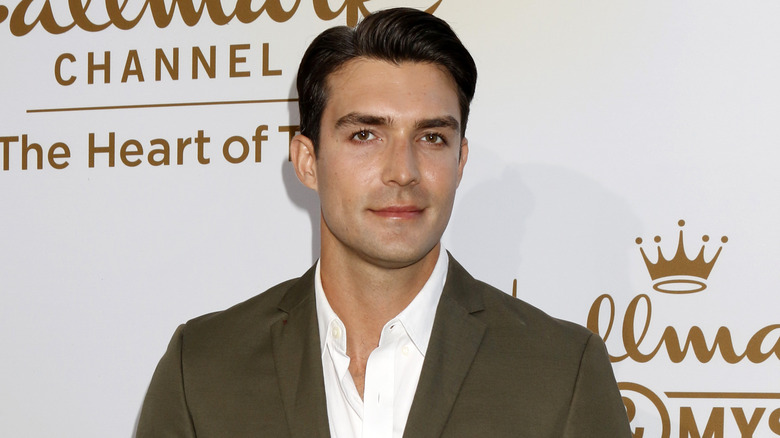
[362,243,439,269]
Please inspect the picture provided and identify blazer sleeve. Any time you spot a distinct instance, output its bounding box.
[136,325,197,438]
[562,333,633,438]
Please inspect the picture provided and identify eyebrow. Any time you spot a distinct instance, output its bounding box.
[335,112,392,129]
[415,116,460,132]
[335,112,460,133]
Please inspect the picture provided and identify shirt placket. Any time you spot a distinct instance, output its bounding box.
[361,321,403,438]
[327,320,363,424]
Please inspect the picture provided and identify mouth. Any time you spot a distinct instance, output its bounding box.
[369,206,424,219]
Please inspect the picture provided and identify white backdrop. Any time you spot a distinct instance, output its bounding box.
[1,1,779,436]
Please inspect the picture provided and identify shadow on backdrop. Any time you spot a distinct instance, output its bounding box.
[447,148,640,313]
[281,155,321,264]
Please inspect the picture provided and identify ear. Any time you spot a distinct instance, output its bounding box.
[456,137,469,187]
[290,134,318,191]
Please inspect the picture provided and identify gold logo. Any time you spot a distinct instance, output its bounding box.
[635,219,727,293]
[0,0,444,36]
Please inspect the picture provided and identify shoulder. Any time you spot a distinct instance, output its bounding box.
[178,265,316,353]
[446,255,594,350]
[478,283,597,371]
[187,277,297,330]
[483,279,592,345]
[436,256,629,436]
[139,269,317,434]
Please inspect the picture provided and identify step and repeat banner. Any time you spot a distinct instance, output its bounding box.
[1,1,778,436]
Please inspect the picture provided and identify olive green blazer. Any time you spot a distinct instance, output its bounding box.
[137,256,631,437]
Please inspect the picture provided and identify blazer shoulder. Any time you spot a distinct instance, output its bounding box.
[432,257,630,436]
[447,256,594,348]
[139,268,319,437]
[488,282,593,343]
[180,264,316,348]
[188,277,296,327]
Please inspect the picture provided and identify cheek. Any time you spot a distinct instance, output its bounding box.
[318,167,364,210]
[424,159,461,188]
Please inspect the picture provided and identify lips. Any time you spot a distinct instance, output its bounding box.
[370,206,424,219]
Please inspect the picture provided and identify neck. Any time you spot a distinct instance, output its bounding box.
[320,243,440,334]
[318,217,441,394]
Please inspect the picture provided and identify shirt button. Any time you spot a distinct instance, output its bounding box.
[402,345,410,356]
[331,325,342,339]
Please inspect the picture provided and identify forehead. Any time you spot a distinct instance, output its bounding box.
[322,58,460,124]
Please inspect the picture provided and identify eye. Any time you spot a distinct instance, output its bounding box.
[421,133,445,144]
[351,130,376,142]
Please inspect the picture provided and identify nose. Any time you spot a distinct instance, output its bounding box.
[382,138,420,186]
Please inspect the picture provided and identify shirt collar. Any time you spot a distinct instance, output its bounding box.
[314,246,449,356]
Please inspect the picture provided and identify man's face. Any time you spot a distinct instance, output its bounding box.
[301,59,468,269]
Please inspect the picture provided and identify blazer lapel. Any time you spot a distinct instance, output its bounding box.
[270,265,331,438]
[403,255,487,438]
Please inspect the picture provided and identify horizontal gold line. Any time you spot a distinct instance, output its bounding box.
[27,98,298,113]
[665,392,780,400]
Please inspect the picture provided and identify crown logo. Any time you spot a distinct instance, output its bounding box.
[636,220,727,293]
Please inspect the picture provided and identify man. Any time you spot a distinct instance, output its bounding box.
[137,8,631,438]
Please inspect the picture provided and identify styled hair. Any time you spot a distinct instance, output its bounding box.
[296,7,478,153]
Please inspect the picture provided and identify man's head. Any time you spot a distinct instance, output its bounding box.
[296,7,477,153]
[291,8,477,271]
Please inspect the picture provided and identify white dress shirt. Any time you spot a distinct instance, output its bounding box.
[314,247,449,438]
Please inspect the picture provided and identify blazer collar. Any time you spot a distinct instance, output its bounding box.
[403,254,487,438]
[271,255,487,438]
[271,264,331,438]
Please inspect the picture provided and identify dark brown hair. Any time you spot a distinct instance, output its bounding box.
[296,7,478,153]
